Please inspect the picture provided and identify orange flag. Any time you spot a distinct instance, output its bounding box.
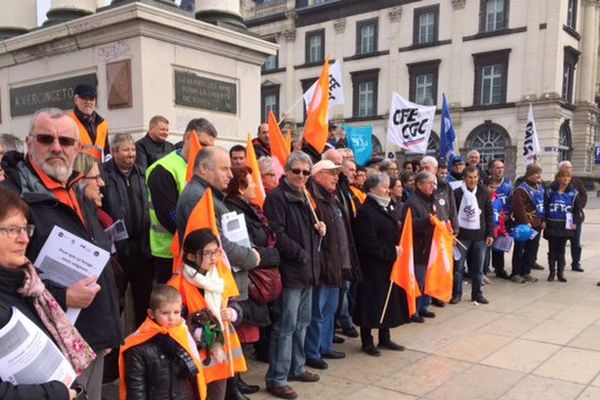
[424,215,454,302]
[245,133,266,207]
[171,188,240,299]
[268,111,290,170]
[389,209,421,317]
[285,129,292,151]
[186,132,203,182]
[303,56,330,154]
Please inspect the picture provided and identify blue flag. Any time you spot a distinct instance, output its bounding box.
[439,94,456,163]
[344,124,373,166]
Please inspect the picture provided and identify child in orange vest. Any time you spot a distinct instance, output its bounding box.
[118,285,206,400]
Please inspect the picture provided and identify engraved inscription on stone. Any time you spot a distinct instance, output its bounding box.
[9,74,97,117]
[174,71,237,114]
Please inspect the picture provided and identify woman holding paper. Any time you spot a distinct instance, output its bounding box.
[543,169,583,282]
[0,187,94,400]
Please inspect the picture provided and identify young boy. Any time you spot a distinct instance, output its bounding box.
[119,285,206,400]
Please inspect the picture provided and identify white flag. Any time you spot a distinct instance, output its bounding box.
[387,92,436,154]
[303,60,344,110]
[523,103,541,165]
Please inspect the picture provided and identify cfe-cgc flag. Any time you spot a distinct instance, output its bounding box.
[523,103,541,165]
[439,94,456,163]
[303,60,344,110]
[344,124,372,166]
[387,92,436,154]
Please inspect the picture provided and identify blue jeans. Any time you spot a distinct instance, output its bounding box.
[414,263,431,314]
[266,287,312,387]
[453,239,486,298]
[305,286,339,360]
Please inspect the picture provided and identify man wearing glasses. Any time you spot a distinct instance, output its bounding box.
[264,150,326,400]
[1,108,122,400]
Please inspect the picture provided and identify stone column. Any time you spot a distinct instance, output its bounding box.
[0,0,37,40]
[45,0,97,26]
[195,0,246,29]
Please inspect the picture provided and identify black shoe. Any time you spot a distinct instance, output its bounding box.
[572,267,584,272]
[558,275,567,282]
[305,358,328,370]
[449,296,461,304]
[431,298,446,308]
[361,344,381,357]
[471,295,489,304]
[495,269,509,279]
[333,335,345,344]
[597,281,600,286]
[341,327,359,338]
[238,376,260,395]
[531,262,545,270]
[322,351,345,359]
[226,376,251,400]
[411,315,425,323]
[378,340,405,351]
[421,310,436,318]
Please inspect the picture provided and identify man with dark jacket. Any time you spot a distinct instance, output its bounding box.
[101,133,153,326]
[264,151,325,400]
[510,163,545,283]
[2,108,122,400]
[252,123,271,158]
[135,115,174,171]
[402,171,453,322]
[451,166,494,304]
[305,160,348,370]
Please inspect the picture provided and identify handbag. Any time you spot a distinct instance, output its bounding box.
[248,267,282,303]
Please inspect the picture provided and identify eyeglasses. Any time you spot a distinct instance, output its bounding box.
[0,225,35,239]
[84,175,103,184]
[199,249,219,259]
[33,134,78,147]
[290,168,311,177]
[261,173,276,177]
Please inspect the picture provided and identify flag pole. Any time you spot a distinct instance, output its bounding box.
[379,281,394,324]
[278,94,305,125]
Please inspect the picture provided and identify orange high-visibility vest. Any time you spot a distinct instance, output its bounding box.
[168,273,247,383]
[69,111,109,161]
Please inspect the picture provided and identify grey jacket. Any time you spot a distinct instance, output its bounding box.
[176,176,258,300]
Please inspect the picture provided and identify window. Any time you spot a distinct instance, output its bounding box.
[558,120,572,162]
[261,85,280,123]
[473,49,510,106]
[408,60,440,106]
[305,29,324,63]
[479,0,509,33]
[264,54,277,71]
[562,46,580,103]
[466,122,511,166]
[413,5,439,44]
[566,0,577,30]
[356,19,378,55]
[351,69,379,118]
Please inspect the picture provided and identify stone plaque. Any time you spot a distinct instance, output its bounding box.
[10,74,97,117]
[174,71,237,114]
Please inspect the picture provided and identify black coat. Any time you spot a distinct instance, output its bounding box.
[0,266,70,400]
[352,196,409,329]
[100,158,151,257]
[263,178,320,289]
[2,159,123,352]
[123,337,197,400]
[225,195,280,326]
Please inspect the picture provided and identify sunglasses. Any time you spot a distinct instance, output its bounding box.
[33,134,77,147]
[290,168,311,176]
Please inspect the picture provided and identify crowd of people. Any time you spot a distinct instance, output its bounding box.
[0,83,593,400]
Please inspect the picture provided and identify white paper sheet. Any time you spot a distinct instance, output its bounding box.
[0,307,76,386]
[33,226,110,323]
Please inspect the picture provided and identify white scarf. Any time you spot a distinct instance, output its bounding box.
[458,182,481,230]
[183,263,225,328]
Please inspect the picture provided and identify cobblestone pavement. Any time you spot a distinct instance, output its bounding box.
[105,204,600,400]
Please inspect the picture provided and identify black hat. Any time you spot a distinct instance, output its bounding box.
[74,84,97,98]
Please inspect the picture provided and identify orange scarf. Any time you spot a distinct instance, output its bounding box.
[118,317,206,400]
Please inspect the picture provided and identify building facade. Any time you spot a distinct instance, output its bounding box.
[243,0,600,181]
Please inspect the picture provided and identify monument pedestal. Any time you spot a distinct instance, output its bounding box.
[0,1,277,147]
